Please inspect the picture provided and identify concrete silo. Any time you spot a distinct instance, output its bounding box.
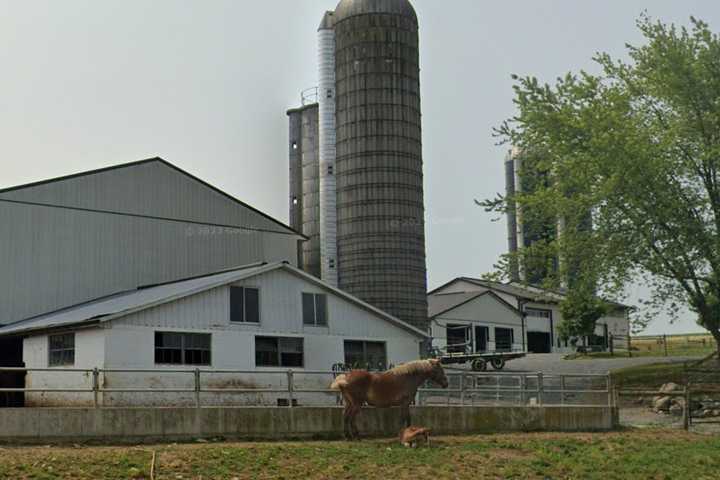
[333,0,427,331]
[288,0,428,332]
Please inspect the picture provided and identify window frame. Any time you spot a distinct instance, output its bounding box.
[230,286,261,324]
[494,327,515,352]
[154,331,212,366]
[255,336,305,368]
[343,340,388,371]
[48,333,75,367]
[302,292,328,327]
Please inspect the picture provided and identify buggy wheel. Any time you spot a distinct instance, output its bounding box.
[471,359,487,371]
[490,357,506,370]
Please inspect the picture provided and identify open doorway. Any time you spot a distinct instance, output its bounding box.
[0,337,25,407]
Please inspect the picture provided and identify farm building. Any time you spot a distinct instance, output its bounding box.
[0,262,426,407]
[429,277,631,355]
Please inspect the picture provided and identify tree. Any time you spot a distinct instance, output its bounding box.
[485,15,720,350]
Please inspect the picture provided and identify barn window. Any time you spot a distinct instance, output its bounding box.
[230,287,260,323]
[495,328,514,352]
[302,293,328,326]
[49,333,75,367]
[344,341,387,370]
[155,332,211,366]
[255,336,304,368]
[525,308,551,318]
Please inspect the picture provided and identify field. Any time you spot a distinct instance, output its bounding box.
[1,431,720,479]
[630,334,716,358]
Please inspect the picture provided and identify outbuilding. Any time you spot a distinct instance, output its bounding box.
[429,277,631,355]
[0,262,427,407]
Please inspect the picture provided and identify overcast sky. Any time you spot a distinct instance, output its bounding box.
[1,0,718,334]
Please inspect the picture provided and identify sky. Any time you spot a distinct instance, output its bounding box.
[1,0,718,335]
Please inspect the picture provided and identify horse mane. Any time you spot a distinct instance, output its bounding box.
[387,359,434,377]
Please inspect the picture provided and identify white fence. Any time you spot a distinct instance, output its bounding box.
[0,367,613,408]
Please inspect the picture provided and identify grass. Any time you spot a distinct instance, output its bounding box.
[611,362,688,389]
[1,431,720,479]
[565,333,716,360]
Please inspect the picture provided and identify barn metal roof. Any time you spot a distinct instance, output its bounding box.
[0,262,427,339]
[428,291,522,319]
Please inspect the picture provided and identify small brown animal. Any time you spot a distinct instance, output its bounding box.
[399,426,430,448]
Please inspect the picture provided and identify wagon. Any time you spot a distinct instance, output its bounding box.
[434,350,526,371]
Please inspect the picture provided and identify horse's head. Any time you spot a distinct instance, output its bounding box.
[427,359,449,388]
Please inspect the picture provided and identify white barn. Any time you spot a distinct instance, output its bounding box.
[429,277,631,355]
[0,262,426,407]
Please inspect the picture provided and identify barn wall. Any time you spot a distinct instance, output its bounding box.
[43,268,423,407]
[23,329,106,407]
[0,201,297,326]
[431,294,524,353]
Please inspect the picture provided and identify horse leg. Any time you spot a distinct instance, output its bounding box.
[402,403,411,428]
[350,404,361,440]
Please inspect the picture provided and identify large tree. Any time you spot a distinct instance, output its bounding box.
[485,15,720,348]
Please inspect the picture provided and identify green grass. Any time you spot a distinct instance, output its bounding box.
[2,431,720,479]
[611,362,688,389]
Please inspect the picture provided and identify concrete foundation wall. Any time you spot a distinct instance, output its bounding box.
[0,406,617,444]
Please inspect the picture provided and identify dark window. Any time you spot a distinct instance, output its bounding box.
[255,336,304,368]
[49,333,75,366]
[344,341,387,370]
[495,328,514,352]
[447,324,470,353]
[525,308,552,318]
[302,293,328,326]
[155,332,211,366]
[230,287,260,323]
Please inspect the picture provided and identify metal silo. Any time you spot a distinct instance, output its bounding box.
[287,99,321,278]
[333,0,428,331]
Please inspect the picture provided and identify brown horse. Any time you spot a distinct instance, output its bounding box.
[330,359,449,440]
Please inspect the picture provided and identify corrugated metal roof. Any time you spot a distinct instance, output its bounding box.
[0,262,427,339]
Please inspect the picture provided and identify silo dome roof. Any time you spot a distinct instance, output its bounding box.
[333,0,417,23]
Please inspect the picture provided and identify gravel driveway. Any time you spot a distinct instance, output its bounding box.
[496,353,699,375]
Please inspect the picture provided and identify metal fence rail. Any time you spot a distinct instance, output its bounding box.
[0,367,613,409]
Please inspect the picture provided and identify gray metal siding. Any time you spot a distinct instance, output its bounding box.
[0,160,295,235]
[0,202,297,325]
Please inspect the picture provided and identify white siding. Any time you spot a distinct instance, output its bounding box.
[23,328,106,407]
[431,294,524,353]
[27,267,423,407]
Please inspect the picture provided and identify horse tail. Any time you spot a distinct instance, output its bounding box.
[330,374,348,391]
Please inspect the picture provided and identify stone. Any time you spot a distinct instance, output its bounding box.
[654,396,672,411]
[669,404,683,416]
[660,383,681,394]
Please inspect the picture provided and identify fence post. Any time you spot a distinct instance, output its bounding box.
[194,369,201,409]
[609,334,614,357]
[460,372,466,406]
[287,370,295,408]
[664,335,668,357]
[537,373,544,406]
[683,386,691,431]
[92,368,100,409]
[520,375,527,405]
[607,374,614,408]
[560,375,566,406]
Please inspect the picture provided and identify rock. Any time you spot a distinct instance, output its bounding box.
[713,410,720,417]
[654,396,672,411]
[702,409,713,418]
[660,383,681,394]
[669,404,683,416]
